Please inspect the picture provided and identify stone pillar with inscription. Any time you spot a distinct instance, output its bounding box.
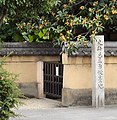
[92,35,105,107]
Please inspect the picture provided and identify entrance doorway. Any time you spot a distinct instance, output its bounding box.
[43,62,63,99]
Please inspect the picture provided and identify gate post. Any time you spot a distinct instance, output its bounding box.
[92,35,105,107]
[37,61,44,98]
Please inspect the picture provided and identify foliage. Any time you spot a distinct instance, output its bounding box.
[0,21,21,42]
[16,17,50,42]
[0,0,57,42]
[42,0,117,55]
[0,0,117,46]
[0,57,22,120]
[0,0,56,20]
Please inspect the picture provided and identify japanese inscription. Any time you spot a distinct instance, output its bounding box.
[97,38,104,89]
[92,35,105,107]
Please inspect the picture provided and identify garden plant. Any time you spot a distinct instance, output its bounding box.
[44,0,117,55]
[0,57,22,120]
[0,0,58,42]
[0,0,117,41]
[0,0,117,49]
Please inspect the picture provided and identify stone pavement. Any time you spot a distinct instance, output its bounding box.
[10,98,117,120]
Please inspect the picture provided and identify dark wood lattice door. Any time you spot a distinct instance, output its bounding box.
[43,62,63,99]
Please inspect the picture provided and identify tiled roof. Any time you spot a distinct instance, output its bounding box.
[104,42,117,56]
[0,42,117,56]
[69,42,117,57]
[0,42,61,56]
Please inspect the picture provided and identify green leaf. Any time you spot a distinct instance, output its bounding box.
[38,31,44,38]
[22,32,27,36]
[23,35,29,41]
[28,35,33,42]
[42,29,47,34]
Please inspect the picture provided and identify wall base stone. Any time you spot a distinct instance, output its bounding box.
[62,88,92,106]
[62,88,117,106]
[105,89,117,105]
[18,82,38,98]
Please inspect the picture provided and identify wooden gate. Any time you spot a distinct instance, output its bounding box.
[43,62,63,99]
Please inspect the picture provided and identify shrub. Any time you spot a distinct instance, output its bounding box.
[0,0,58,42]
[0,57,22,120]
[45,0,117,55]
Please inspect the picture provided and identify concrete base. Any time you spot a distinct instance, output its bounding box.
[18,82,38,98]
[62,88,92,106]
[62,88,117,106]
[105,89,117,105]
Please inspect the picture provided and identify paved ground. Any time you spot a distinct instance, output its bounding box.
[10,98,117,120]
[17,98,62,109]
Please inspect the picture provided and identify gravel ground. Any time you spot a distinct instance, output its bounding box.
[18,98,62,110]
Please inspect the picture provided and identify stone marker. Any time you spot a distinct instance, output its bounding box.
[92,35,105,107]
